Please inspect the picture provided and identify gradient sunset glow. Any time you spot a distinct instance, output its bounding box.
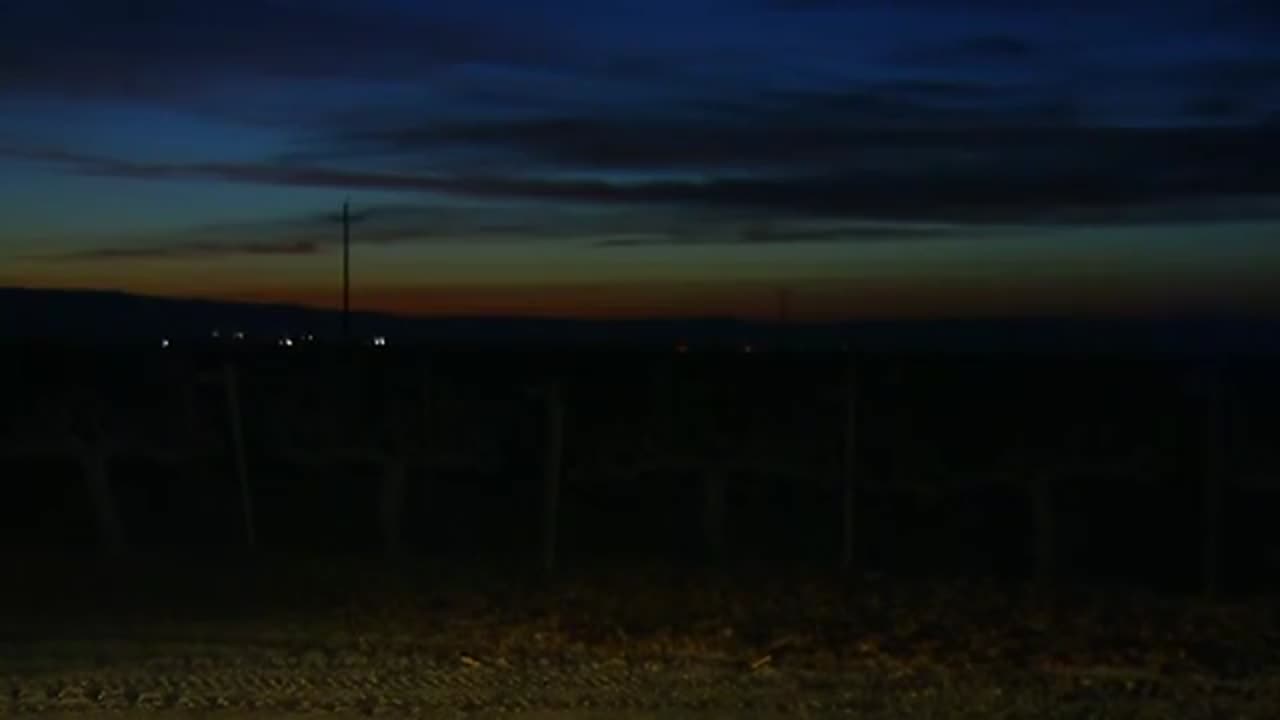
[2,0,1278,321]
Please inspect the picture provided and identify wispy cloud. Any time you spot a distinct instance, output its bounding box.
[593,223,965,247]
[0,1,569,101]
[16,199,983,263]
[8,114,1280,227]
[36,239,321,263]
[3,0,1279,257]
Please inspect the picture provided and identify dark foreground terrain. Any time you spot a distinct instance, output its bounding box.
[2,555,1278,719]
[2,347,1278,717]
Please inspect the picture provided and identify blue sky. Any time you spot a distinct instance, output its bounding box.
[1,0,1278,318]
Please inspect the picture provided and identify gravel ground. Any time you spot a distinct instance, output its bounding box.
[2,557,1279,718]
[3,629,1276,718]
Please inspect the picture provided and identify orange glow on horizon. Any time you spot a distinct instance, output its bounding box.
[8,268,1280,322]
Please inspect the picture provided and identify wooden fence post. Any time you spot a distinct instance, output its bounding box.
[380,458,408,558]
[704,469,728,566]
[223,363,256,550]
[1202,369,1226,597]
[83,450,126,556]
[542,379,565,574]
[1030,469,1055,587]
[842,355,859,572]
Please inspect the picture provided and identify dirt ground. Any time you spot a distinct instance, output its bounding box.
[2,555,1279,718]
[12,709,799,720]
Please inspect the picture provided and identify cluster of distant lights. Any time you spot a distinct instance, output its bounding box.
[158,335,799,353]
[160,331,388,348]
[158,338,756,352]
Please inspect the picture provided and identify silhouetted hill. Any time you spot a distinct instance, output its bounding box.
[1,286,1277,353]
[0,287,759,348]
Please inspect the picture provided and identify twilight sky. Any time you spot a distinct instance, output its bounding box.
[2,0,1279,320]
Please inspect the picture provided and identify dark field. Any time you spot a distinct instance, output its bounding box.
[1,347,1278,716]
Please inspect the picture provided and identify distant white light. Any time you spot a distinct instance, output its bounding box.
[280,337,294,347]
[211,329,221,339]
[161,338,170,349]
[305,334,315,342]
[372,336,387,347]
[233,331,245,341]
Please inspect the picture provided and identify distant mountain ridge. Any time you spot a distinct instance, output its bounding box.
[1,286,1278,354]
[0,287,763,348]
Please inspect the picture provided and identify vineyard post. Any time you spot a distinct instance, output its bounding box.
[1030,468,1055,587]
[1201,367,1227,597]
[704,468,728,566]
[842,354,859,571]
[223,362,256,550]
[379,457,408,557]
[83,448,126,556]
[542,378,565,574]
